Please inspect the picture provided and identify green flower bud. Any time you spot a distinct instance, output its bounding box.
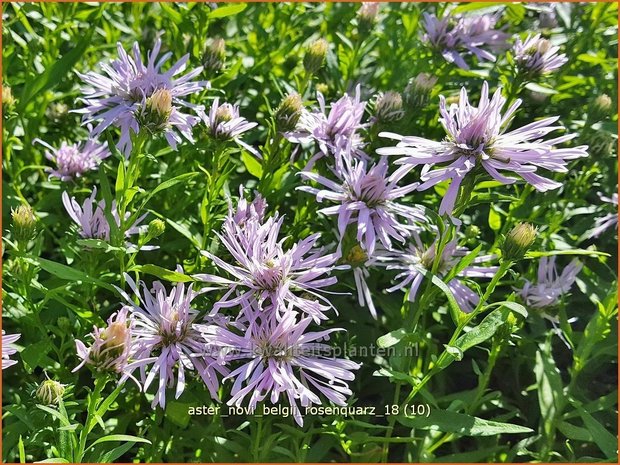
[11,205,37,244]
[57,317,73,333]
[203,37,226,74]
[147,219,166,240]
[590,94,613,122]
[375,91,404,123]
[316,83,329,96]
[45,102,70,124]
[357,3,380,33]
[275,93,304,132]
[303,39,328,75]
[502,223,537,261]
[404,73,438,108]
[464,224,481,241]
[36,380,66,405]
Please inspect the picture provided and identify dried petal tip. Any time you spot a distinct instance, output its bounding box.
[203,37,226,74]
[303,39,328,75]
[36,380,66,405]
[275,93,304,132]
[503,222,537,261]
[11,205,37,243]
[375,91,404,123]
[404,73,438,108]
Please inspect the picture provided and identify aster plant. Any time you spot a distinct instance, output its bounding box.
[197,309,360,426]
[76,38,207,156]
[117,274,228,408]
[378,81,588,215]
[195,191,341,322]
[298,147,425,255]
[35,138,111,181]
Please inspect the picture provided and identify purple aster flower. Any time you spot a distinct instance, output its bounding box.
[591,192,618,237]
[2,330,20,369]
[422,11,509,70]
[378,81,588,215]
[298,148,424,255]
[73,307,135,376]
[380,231,498,313]
[513,34,568,75]
[518,256,582,309]
[35,138,110,181]
[286,84,367,165]
[117,273,228,408]
[198,309,360,426]
[62,187,147,242]
[202,98,259,157]
[76,38,207,156]
[195,191,341,322]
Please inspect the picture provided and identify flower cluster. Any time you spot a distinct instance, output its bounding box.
[193,191,359,424]
[422,10,510,69]
[512,33,568,76]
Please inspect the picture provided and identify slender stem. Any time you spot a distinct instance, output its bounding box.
[76,375,108,462]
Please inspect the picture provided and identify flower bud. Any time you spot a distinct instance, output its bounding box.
[502,222,537,261]
[464,224,481,243]
[36,380,66,405]
[374,91,404,123]
[147,219,166,240]
[303,39,328,75]
[358,3,380,33]
[404,73,438,108]
[590,94,612,122]
[139,89,173,133]
[11,205,37,244]
[203,37,226,74]
[316,83,329,96]
[3,85,16,111]
[214,103,234,126]
[275,93,304,132]
[344,244,368,267]
[46,102,70,124]
[57,317,73,333]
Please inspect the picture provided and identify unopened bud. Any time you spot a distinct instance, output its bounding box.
[147,219,166,239]
[502,223,537,261]
[36,380,66,405]
[11,205,37,243]
[358,3,380,33]
[57,317,72,333]
[139,89,173,133]
[275,93,303,132]
[316,83,329,96]
[404,73,438,108]
[464,224,481,241]
[590,94,612,122]
[203,38,226,74]
[46,102,69,124]
[303,39,328,75]
[3,85,16,111]
[375,91,404,123]
[214,104,234,126]
[344,244,368,267]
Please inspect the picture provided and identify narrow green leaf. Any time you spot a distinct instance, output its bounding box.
[129,264,194,282]
[87,434,151,450]
[209,3,247,18]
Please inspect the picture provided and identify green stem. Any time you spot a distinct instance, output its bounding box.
[76,375,108,462]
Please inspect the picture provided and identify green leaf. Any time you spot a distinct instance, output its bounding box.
[18,30,96,111]
[87,434,151,450]
[377,329,407,348]
[455,308,508,352]
[36,405,71,427]
[209,3,247,18]
[241,151,263,178]
[488,206,502,231]
[535,341,564,438]
[575,406,617,459]
[483,300,528,319]
[23,255,114,291]
[525,249,609,259]
[139,172,199,208]
[524,82,558,95]
[398,409,533,436]
[129,264,194,282]
[18,435,26,464]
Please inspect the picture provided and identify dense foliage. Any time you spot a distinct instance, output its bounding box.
[2,2,618,463]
